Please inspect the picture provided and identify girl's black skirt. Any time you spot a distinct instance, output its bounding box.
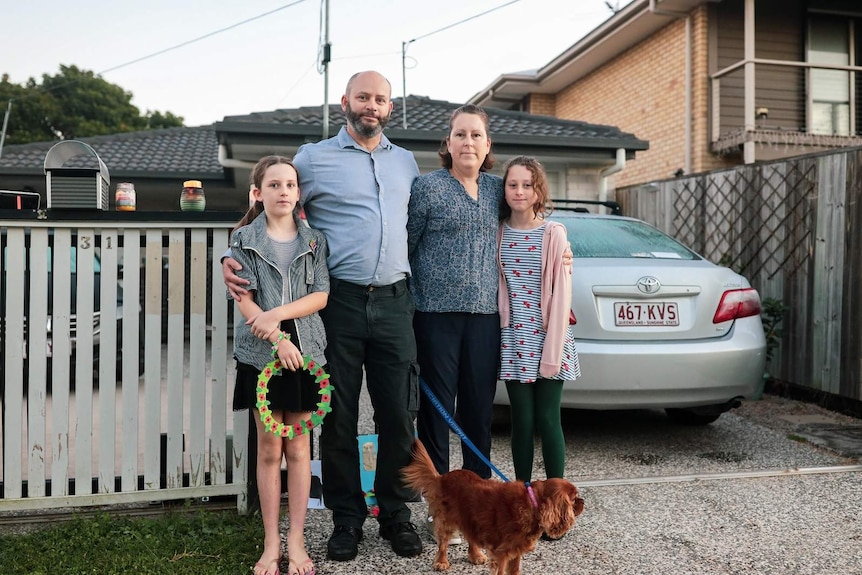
[233,320,323,413]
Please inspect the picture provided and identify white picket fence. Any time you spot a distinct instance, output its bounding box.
[0,214,249,512]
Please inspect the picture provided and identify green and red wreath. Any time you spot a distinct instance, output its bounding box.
[255,357,334,439]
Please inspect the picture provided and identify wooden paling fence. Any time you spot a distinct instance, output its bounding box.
[0,212,249,513]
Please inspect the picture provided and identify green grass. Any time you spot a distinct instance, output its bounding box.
[0,507,264,575]
[786,433,808,443]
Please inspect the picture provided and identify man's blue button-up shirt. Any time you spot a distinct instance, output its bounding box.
[295,127,419,286]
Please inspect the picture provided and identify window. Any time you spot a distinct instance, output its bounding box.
[807,16,854,136]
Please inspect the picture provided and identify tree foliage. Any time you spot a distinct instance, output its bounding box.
[0,65,184,145]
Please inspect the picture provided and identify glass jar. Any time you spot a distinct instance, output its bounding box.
[180,180,206,211]
[115,182,136,211]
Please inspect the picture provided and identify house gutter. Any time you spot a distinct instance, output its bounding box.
[649,0,692,175]
[598,148,626,212]
[218,144,257,170]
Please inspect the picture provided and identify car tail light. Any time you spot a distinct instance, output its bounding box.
[712,288,761,323]
[569,310,577,325]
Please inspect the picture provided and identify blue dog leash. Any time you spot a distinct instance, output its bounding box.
[419,377,511,482]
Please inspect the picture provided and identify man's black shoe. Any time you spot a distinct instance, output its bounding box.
[379,521,423,557]
[327,525,363,561]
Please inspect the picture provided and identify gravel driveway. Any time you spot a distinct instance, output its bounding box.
[2,389,859,574]
[296,392,862,575]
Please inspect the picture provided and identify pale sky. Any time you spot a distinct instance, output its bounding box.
[2,0,632,128]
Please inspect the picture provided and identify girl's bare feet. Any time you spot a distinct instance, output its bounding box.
[253,556,281,575]
[286,531,315,575]
[253,542,282,575]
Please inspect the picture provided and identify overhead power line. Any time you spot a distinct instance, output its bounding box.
[401,0,522,128]
[0,0,310,153]
[2,1,309,102]
[99,0,309,76]
[406,0,521,45]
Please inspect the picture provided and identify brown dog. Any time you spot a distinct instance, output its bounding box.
[401,439,585,575]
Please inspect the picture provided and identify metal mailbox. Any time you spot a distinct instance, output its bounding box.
[44,140,110,209]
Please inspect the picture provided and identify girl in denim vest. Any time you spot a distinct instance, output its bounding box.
[230,155,329,575]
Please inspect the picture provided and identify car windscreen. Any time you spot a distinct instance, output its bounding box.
[556,216,700,260]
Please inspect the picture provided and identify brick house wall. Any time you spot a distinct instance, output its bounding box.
[530,5,735,188]
[564,168,602,202]
[521,95,608,202]
[527,94,556,117]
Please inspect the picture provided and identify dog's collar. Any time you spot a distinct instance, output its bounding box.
[525,481,538,509]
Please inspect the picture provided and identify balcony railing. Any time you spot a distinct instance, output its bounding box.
[710,58,862,154]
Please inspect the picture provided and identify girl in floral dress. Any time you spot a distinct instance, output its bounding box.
[497,156,580,483]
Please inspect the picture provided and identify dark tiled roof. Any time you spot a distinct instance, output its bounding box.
[0,125,222,177]
[0,97,647,178]
[223,96,647,150]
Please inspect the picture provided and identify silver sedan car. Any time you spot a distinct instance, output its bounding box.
[494,209,767,425]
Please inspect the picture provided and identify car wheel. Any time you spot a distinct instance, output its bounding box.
[665,407,722,426]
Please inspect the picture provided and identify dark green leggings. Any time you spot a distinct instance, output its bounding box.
[505,379,566,481]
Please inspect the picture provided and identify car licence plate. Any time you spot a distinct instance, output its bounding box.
[614,302,679,326]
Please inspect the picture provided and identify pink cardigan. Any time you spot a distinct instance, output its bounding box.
[497,220,573,378]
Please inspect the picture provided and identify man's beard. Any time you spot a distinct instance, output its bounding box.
[346,107,390,138]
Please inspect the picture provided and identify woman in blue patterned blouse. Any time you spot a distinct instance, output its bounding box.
[407,105,503,530]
